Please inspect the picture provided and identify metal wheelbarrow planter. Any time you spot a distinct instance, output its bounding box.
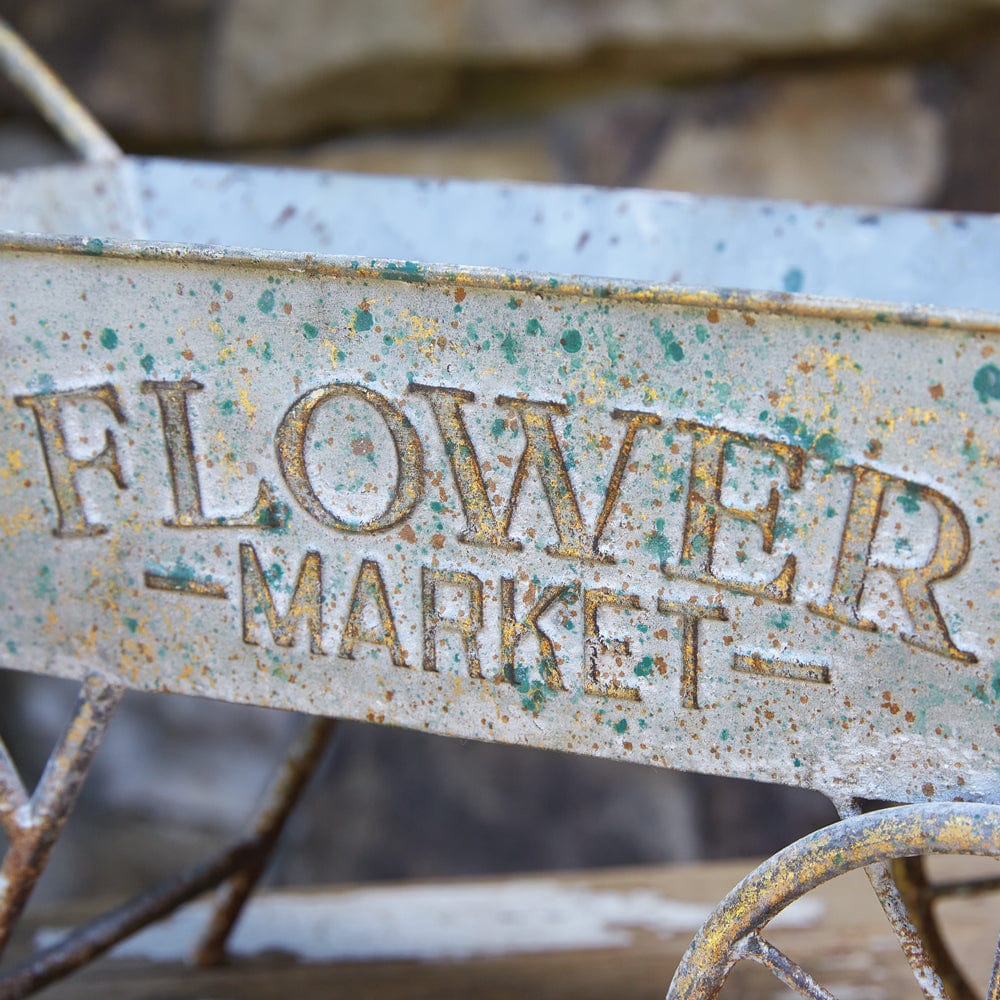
[1,21,999,999]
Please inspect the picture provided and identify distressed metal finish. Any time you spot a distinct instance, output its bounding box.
[667,802,1000,999]
[1,236,998,808]
[6,156,1000,313]
[3,21,1000,998]
[0,675,123,958]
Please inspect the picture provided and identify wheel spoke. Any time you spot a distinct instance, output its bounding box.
[864,860,952,999]
[836,799,962,1000]
[740,933,839,1000]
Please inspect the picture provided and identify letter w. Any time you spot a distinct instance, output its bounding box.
[410,384,658,561]
[240,543,324,654]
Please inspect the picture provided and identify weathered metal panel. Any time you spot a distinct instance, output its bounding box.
[6,157,1000,312]
[2,236,998,805]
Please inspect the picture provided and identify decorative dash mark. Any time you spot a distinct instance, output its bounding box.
[144,570,228,600]
[732,652,830,685]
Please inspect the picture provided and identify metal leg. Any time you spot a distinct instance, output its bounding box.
[0,711,335,997]
[0,674,124,960]
[192,715,336,967]
[738,933,838,1000]
[0,833,258,999]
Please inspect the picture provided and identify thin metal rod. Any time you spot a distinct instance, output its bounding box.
[740,933,838,1000]
[0,736,27,841]
[0,678,123,953]
[0,676,123,960]
[836,798,970,1000]
[0,19,119,161]
[888,855,976,1000]
[924,873,1000,900]
[192,715,336,967]
[863,861,950,1000]
[0,835,261,999]
[987,931,1000,1000]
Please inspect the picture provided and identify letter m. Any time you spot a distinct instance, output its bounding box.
[240,543,324,654]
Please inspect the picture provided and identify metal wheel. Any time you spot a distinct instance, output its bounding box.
[667,802,1000,999]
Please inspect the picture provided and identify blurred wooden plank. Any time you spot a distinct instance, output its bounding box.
[12,856,1000,999]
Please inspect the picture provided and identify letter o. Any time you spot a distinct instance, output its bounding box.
[276,383,424,533]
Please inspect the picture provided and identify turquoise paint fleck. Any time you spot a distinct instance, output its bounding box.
[768,610,791,630]
[650,319,684,362]
[560,328,582,353]
[782,267,804,293]
[519,678,547,714]
[139,353,155,373]
[644,518,673,565]
[354,308,373,331]
[526,318,543,337]
[257,289,276,314]
[501,331,520,364]
[83,238,103,256]
[695,324,708,344]
[302,322,319,340]
[635,656,654,677]
[612,718,628,734]
[99,327,118,350]
[775,414,842,463]
[896,482,921,513]
[973,364,1000,403]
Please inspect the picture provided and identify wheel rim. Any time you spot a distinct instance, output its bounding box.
[667,802,1000,1000]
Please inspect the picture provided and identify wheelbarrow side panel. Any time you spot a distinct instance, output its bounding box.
[1,236,997,806]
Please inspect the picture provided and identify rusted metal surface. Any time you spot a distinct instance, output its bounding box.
[0,675,123,960]
[193,715,336,967]
[667,802,1000,999]
[0,235,997,809]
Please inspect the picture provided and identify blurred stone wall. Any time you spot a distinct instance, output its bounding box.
[2,0,1000,903]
